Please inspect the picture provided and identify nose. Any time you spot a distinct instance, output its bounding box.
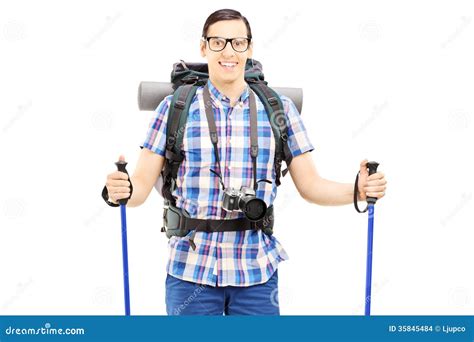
[221,41,235,57]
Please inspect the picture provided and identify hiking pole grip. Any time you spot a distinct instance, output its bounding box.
[366,161,379,205]
[115,160,131,206]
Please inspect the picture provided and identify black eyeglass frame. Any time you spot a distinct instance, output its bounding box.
[203,36,252,52]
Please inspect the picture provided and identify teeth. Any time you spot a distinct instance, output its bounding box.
[221,62,236,67]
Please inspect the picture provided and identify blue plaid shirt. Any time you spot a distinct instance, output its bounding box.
[142,80,314,287]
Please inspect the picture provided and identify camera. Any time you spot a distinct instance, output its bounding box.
[222,186,267,221]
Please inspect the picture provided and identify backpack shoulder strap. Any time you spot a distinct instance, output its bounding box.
[248,81,293,186]
[161,84,199,205]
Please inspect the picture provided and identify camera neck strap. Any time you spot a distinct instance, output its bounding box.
[203,84,259,191]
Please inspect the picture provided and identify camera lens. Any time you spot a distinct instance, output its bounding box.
[240,197,267,221]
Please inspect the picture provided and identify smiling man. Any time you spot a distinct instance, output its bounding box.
[104,9,387,315]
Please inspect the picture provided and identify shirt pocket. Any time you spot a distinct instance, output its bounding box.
[183,122,215,169]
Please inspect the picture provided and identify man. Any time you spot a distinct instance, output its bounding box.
[104,9,387,315]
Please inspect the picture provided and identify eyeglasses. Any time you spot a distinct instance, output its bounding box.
[203,36,251,52]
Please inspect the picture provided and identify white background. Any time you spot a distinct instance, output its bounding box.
[1,0,473,315]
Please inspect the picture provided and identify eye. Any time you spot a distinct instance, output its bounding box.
[212,38,224,46]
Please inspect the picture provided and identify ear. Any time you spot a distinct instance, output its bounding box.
[200,39,206,58]
[247,41,253,59]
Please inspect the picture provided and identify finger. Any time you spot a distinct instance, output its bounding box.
[119,154,126,162]
[111,192,130,200]
[112,186,131,193]
[368,172,385,181]
[110,171,129,180]
[359,159,369,174]
[364,185,386,192]
[366,191,385,198]
[107,179,130,187]
[366,178,387,186]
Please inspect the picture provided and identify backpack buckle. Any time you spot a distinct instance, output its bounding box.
[182,76,199,84]
[174,100,186,110]
[268,97,278,106]
[167,136,176,145]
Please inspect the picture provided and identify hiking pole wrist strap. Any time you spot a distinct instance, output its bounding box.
[101,161,134,207]
[354,161,379,213]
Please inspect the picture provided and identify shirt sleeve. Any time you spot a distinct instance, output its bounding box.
[140,95,173,157]
[280,95,315,158]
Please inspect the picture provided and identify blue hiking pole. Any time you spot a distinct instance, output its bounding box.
[115,160,131,316]
[354,161,380,316]
[364,162,379,316]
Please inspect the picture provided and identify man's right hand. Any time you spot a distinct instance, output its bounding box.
[105,155,131,204]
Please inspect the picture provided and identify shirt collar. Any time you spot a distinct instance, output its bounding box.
[206,79,250,107]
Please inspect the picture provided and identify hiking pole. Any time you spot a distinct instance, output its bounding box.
[115,160,131,316]
[364,161,379,316]
[354,161,380,315]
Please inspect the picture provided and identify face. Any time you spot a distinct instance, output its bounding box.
[200,19,253,86]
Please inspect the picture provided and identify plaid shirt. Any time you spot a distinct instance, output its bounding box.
[142,80,314,287]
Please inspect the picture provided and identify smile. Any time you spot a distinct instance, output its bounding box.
[219,61,238,70]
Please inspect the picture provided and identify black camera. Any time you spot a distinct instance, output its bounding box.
[222,186,267,221]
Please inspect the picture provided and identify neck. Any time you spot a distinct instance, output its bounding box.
[209,77,247,106]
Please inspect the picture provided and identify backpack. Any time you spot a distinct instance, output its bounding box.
[160,59,294,208]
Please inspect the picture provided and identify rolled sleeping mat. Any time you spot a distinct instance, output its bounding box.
[138,81,304,113]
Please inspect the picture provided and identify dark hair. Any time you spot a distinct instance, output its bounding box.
[202,9,252,39]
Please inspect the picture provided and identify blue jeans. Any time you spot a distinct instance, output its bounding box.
[165,270,280,315]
